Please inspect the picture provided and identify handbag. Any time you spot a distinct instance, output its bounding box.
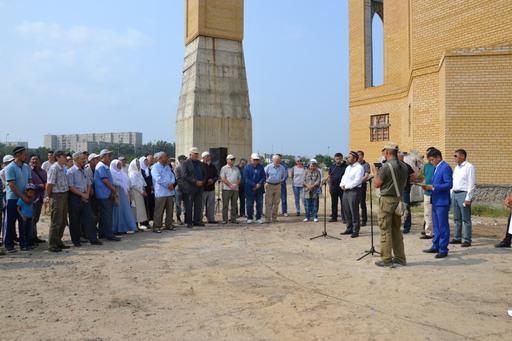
[387,162,405,216]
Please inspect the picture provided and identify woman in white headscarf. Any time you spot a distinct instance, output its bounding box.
[128,158,148,230]
[139,156,155,225]
[110,159,137,234]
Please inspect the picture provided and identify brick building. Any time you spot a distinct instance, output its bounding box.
[349,0,512,185]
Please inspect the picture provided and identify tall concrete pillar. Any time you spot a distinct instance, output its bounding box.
[176,0,252,159]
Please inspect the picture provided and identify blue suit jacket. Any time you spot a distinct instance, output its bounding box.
[431,160,453,207]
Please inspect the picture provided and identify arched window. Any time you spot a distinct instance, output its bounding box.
[371,13,384,86]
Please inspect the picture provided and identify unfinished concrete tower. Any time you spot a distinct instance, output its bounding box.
[176,0,252,159]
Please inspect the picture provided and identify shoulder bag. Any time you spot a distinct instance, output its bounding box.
[387,162,405,216]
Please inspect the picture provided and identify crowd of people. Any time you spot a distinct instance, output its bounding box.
[0,144,510,266]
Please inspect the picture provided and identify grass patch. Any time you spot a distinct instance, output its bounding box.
[409,202,509,218]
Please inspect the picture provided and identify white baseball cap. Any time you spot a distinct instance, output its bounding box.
[3,155,14,163]
[226,154,236,160]
[250,153,260,160]
[87,153,99,162]
[99,149,112,157]
[201,151,210,158]
[189,147,199,154]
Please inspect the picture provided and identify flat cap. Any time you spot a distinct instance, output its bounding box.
[382,142,399,151]
[189,147,199,154]
[201,151,210,158]
[87,153,99,162]
[99,149,112,157]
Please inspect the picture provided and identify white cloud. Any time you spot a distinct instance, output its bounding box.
[16,21,147,50]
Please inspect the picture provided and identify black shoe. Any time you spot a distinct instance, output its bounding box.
[435,253,448,259]
[461,242,471,247]
[296,213,300,217]
[375,260,393,268]
[231,221,239,225]
[361,222,367,227]
[163,226,175,231]
[80,238,90,244]
[421,231,426,236]
[328,218,337,223]
[423,248,438,253]
[193,223,205,227]
[208,221,218,224]
[187,224,193,228]
[48,247,62,253]
[449,239,461,244]
[107,236,121,241]
[403,230,410,234]
[420,235,433,240]
[153,228,162,234]
[392,258,407,266]
[73,243,82,247]
[340,230,352,235]
[90,240,103,245]
[35,237,46,244]
[6,248,17,254]
[221,221,228,225]
[495,240,511,248]
[351,234,359,238]
[59,244,71,249]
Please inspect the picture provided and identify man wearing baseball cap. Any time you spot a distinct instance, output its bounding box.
[220,154,241,224]
[243,153,266,224]
[201,151,219,224]
[180,147,206,227]
[370,142,409,267]
[1,154,15,254]
[93,149,121,241]
[3,146,32,253]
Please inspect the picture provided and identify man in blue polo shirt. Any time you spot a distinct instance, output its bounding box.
[264,155,287,224]
[93,149,120,241]
[4,146,32,253]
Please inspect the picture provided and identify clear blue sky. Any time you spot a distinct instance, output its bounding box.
[0,0,383,157]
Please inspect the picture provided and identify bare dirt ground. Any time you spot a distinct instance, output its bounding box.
[1,189,511,341]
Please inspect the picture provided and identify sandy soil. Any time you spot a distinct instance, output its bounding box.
[1,190,511,341]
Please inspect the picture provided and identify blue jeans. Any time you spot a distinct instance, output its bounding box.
[452,191,472,243]
[19,217,32,249]
[432,205,450,255]
[281,182,287,214]
[402,189,411,232]
[246,191,263,220]
[305,198,318,220]
[292,186,303,214]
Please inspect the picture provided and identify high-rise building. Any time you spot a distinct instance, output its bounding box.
[44,132,143,153]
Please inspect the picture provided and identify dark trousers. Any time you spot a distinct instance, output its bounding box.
[503,214,511,244]
[330,187,346,222]
[48,192,69,249]
[402,189,412,232]
[432,205,450,255]
[246,191,264,220]
[69,194,98,244]
[184,190,203,225]
[3,199,22,250]
[19,217,32,249]
[360,182,368,224]
[97,198,114,239]
[31,200,43,242]
[239,185,246,216]
[144,191,155,221]
[342,189,361,234]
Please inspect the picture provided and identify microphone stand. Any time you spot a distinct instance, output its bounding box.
[310,182,341,241]
[357,178,380,260]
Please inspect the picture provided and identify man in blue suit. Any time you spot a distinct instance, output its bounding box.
[422,148,453,258]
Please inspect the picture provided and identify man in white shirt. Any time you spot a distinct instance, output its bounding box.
[450,149,476,247]
[340,151,365,238]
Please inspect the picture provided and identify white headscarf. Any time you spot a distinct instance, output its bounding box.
[139,156,150,177]
[128,159,146,193]
[110,159,130,194]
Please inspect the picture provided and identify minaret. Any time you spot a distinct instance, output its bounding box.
[176,0,252,159]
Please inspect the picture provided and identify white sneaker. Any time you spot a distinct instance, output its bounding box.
[247,219,253,224]
[303,218,309,222]
[283,213,288,217]
[139,225,148,231]
[313,218,319,222]
[256,219,263,224]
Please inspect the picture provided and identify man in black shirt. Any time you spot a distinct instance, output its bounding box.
[399,152,416,234]
[201,151,219,224]
[326,153,347,223]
